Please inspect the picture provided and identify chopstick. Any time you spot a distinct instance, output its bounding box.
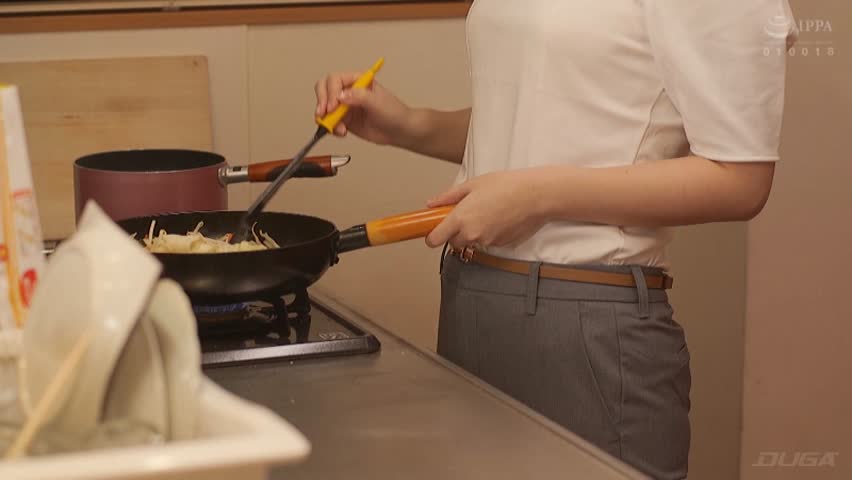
[4,330,92,459]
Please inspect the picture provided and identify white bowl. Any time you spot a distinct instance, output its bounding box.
[21,200,162,436]
[140,278,202,440]
[101,310,169,443]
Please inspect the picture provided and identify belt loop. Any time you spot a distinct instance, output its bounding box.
[630,266,650,319]
[525,262,543,316]
[439,242,450,275]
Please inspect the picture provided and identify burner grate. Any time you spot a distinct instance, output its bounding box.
[193,291,380,367]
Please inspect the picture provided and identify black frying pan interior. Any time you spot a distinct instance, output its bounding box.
[117,211,338,303]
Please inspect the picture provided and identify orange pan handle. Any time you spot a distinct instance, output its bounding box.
[366,206,453,245]
[338,206,454,254]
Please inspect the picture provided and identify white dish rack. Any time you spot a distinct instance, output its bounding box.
[0,337,310,480]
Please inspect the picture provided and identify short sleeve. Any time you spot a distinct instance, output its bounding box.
[643,0,798,162]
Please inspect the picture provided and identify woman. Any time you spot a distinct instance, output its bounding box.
[315,1,796,478]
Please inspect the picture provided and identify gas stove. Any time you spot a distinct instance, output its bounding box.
[193,289,380,367]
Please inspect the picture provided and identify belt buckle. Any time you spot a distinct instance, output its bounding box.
[458,245,475,263]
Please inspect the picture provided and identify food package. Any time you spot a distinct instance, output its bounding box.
[0,84,44,439]
[0,84,45,331]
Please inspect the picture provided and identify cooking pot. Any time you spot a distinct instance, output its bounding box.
[73,149,350,223]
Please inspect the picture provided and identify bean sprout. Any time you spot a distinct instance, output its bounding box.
[139,221,280,254]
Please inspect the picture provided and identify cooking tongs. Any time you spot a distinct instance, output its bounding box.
[236,58,385,239]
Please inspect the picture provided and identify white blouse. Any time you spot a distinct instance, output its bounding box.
[459,0,797,267]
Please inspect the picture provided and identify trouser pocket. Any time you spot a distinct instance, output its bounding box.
[615,301,692,480]
[437,255,479,376]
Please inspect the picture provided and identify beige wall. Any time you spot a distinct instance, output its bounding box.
[0,18,752,480]
[668,224,747,480]
[741,0,852,478]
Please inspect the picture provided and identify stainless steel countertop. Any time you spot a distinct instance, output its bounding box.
[204,290,648,480]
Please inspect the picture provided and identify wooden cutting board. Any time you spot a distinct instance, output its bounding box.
[0,55,212,239]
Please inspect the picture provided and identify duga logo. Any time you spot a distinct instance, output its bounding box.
[752,451,839,468]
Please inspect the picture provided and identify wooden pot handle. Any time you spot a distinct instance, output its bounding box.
[248,155,350,181]
[218,155,351,185]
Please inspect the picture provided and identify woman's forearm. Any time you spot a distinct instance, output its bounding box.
[535,156,775,227]
[399,108,471,164]
[424,155,776,248]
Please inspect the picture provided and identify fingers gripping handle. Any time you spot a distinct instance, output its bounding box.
[316,58,384,134]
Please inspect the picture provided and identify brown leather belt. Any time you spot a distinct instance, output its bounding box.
[447,246,673,290]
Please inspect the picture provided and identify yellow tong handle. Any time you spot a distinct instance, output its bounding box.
[316,58,384,134]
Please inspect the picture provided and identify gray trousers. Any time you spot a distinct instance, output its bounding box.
[438,253,691,480]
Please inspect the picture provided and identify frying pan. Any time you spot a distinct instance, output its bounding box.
[115,207,452,304]
[73,149,350,223]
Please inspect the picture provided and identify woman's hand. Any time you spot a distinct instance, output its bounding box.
[424,169,550,249]
[315,72,415,146]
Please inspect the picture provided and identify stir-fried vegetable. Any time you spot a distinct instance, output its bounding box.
[140,221,280,254]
